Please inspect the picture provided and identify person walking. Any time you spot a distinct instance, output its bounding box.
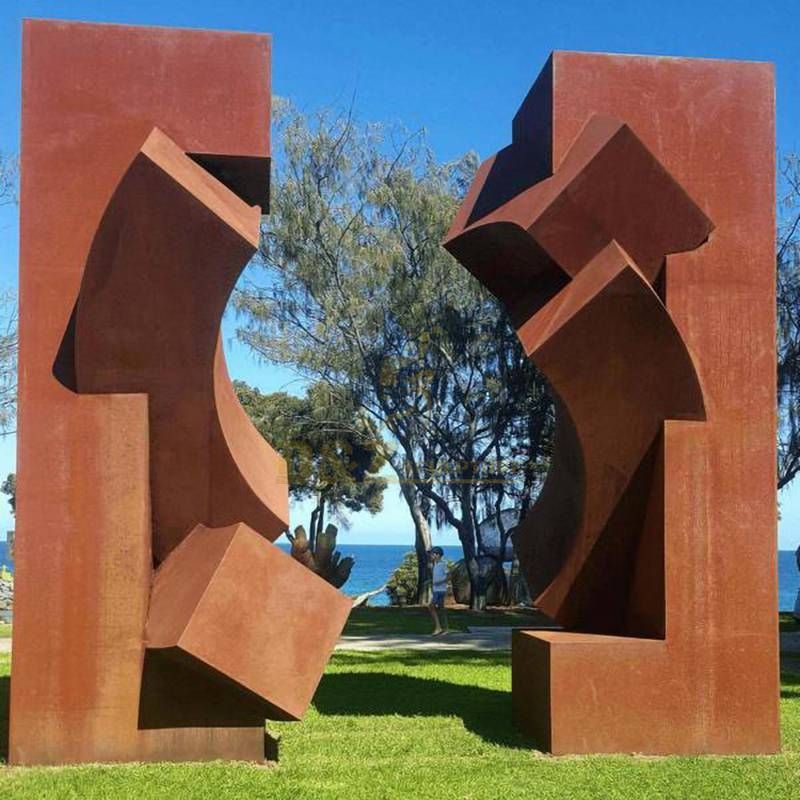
[428,547,449,636]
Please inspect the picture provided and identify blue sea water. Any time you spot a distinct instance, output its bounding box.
[1,539,798,611]
[779,550,800,611]
[0,539,9,572]
[274,542,464,607]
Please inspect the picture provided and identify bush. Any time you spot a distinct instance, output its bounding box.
[385,552,455,606]
[385,552,418,606]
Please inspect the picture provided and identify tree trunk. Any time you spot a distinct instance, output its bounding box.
[496,558,511,606]
[509,555,531,606]
[415,536,432,606]
[495,498,512,607]
[456,484,485,610]
[454,524,484,611]
[468,558,486,610]
[316,497,326,544]
[399,479,432,605]
[309,504,320,552]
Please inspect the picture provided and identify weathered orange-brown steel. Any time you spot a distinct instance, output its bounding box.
[445,52,779,754]
[11,20,351,765]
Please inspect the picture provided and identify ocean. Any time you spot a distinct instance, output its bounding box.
[1,540,798,611]
[275,543,465,607]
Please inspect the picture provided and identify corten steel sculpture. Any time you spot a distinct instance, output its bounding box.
[10,20,351,765]
[445,52,779,754]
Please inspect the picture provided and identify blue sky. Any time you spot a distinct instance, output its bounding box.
[0,0,799,548]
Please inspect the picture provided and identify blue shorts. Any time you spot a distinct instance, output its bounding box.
[431,590,446,608]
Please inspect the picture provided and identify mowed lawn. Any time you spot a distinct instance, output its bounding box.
[343,605,558,635]
[0,613,798,799]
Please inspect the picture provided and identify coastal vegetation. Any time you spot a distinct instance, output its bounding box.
[235,100,553,608]
[2,135,800,611]
[0,153,17,436]
[229,102,800,611]
[778,154,800,488]
[236,380,386,587]
[384,551,424,606]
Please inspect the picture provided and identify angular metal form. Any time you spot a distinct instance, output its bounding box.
[145,523,350,724]
[445,52,779,754]
[11,20,351,765]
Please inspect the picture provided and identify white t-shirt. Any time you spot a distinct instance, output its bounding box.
[432,560,448,592]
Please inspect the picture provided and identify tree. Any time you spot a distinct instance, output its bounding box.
[235,101,553,607]
[236,380,387,538]
[0,152,16,208]
[0,153,18,434]
[0,292,17,434]
[235,380,387,587]
[384,551,455,607]
[1,473,14,514]
[778,154,800,489]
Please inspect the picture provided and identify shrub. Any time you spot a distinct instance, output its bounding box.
[385,551,455,606]
[385,552,418,606]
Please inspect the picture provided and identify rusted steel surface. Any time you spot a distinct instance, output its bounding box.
[145,523,351,724]
[446,52,779,754]
[11,20,350,765]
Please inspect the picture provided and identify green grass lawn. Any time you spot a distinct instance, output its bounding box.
[780,612,799,633]
[1,608,791,639]
[1,644,799,799]
[344,605,557,635]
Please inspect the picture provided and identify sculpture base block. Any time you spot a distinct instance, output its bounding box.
[513,630,780,755]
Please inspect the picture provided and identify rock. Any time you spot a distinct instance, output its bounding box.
[450,557,506,606]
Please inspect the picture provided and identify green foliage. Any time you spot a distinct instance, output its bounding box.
[1,474,14,514]
[385,552,454,606]
[0,294,16,435]
[0,152,17,207]
[237,380,384,588]
[236,380,387,522]
[778,154,800,488]
[0,156,18,436]
[235,99,554,607]
[384,552,418,606]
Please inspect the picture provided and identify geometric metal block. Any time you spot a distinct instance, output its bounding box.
[146,523,352,722]
[446,51,779,754]
[12,20,351,765]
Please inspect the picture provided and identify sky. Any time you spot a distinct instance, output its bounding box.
[0,0,799,548]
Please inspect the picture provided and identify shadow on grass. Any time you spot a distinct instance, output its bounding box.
[780,613,800,633]
[0,675,8,761]
[313,669,531,748]
[782,669,800,700]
